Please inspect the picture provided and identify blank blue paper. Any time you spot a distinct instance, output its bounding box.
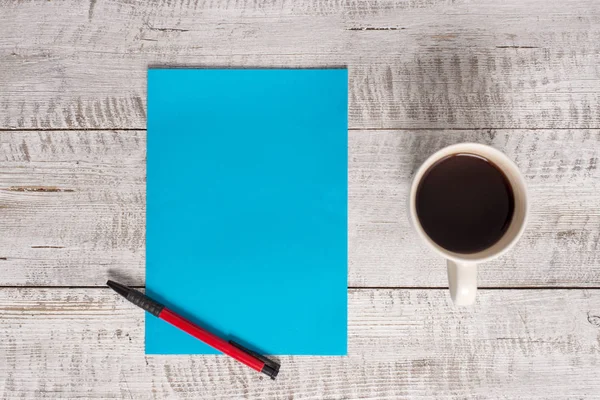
[146,69,347,355]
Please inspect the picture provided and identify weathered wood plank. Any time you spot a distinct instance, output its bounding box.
[1,0,599,129]
[0,288,598,399]
[1,129,598,287]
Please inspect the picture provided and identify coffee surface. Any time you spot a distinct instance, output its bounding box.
[416,153,515,254]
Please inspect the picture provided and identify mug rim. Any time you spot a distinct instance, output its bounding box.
[409,143,529,264]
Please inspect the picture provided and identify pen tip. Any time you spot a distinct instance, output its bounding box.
[106,280,130,298]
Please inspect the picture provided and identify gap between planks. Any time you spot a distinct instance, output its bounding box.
[1,286,600,290]
[1,127,598,132]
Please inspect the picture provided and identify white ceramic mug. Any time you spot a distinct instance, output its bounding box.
[409,143,528,306]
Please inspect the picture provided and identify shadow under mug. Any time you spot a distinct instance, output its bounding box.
[408,143,529,306]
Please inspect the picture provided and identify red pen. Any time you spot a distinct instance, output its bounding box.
[107,280,280,379]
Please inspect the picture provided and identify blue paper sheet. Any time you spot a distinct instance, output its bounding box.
[146,69,348,355]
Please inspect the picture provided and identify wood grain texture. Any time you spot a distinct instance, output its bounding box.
[1,0,599,129]
[0,288,599,399]
[2,1,599,398]
[1,129,598,287]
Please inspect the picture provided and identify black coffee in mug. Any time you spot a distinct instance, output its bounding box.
[415,153,515,254]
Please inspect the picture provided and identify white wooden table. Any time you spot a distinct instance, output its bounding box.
[1,0,599,398]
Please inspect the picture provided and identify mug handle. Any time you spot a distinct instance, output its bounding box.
[447,261,477,305]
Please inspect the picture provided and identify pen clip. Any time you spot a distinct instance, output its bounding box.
[229,340,280,372]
